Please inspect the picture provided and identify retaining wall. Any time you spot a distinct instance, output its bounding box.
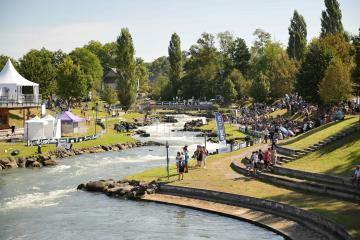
[159,185,352,240]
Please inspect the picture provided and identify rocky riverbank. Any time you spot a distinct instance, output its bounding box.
[0,141,164,171]
[77,179,159,200]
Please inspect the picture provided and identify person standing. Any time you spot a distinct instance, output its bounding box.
[263,148,271,170]
[270,146,277,166]
[176,152,185,181]
[202,146,208,168]
[183,146,189,173]
[194,145,202,167]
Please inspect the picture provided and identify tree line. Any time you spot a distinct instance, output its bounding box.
[1,0,360,110]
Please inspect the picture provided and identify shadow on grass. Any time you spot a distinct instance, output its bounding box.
[9,112,23,120]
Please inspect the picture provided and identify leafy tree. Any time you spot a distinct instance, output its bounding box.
[249,74,270,102]
[231,37,251,75]
[182,33,222,99]
[222,78,237,104]
[148,56,170,81]
[296,34,352,103]
[320,0,344,37]
[0,55,19,70]
[168,33,183,97]
[84,40,117,72]
[150,74,172,100]
[19,48,57,98]
[70,48,103,92]
[228,69,250,99]
[135,58,149,93]
[287,10,307,61]
[102,85,118,105]
[251,29,271,58]
[56,57,87,106]
[268,51,298,99]
[52,50,67,67]
[319,58,352,104]
[116,28,137,111]
[353,28,360,85]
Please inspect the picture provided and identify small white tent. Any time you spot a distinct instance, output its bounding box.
[42,114,61,139]
[24,117,48,141]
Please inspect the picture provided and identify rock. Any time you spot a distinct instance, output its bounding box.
[5,157,18,169]
[32,161,41,168]
[43,159,57,166]
[77,183,86,190]
[86,181,107,192]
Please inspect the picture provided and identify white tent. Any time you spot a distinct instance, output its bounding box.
[0,59,39,103]
[24,117,48,141]
[42,114,61,139]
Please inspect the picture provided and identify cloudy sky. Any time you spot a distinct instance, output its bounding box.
[0,0,359,62]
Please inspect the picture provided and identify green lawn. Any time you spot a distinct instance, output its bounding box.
[285,130,360,177]
[127,146,360,239]
[281,116,359,150]
[200,120,246,139]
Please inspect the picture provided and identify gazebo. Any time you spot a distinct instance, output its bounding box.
[0,59,41,130]
[0,59,40,106]
[60,111,84,134]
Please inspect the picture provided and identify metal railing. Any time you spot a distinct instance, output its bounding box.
[0,94,42,107]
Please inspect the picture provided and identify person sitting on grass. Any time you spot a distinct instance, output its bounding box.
[176,152,185,181]
[351,165,360,188]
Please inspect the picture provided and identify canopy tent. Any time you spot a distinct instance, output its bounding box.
[42,114,61,139]
[60,111,84,134]
[24,117,48,141]
[0,59,39,103]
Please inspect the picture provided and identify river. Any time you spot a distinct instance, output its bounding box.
[0,115,283,240]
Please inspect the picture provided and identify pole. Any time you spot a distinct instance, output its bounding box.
[204,133,207,149]
[166,141,169,180]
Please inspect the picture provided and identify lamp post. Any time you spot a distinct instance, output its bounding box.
[166,141,170,180]
[95,102,99,135]
[204,132,207,149]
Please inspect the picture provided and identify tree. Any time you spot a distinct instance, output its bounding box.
[84,40,117,72]
[353,28,360,85]
[231,37,251,75]
[222,78,237,104]
[319,58,352,104]
[287,10,307,61]
[249,74,270,102]
[148,56,170,81]
[0,55,19,70]
[182,33,222,99]
[228,69,250,99]
[56,57,87,106]
[251,29,271,58]
[116,28,137,111]
[102,85,118,105]
[150,74,172,100]
[19,48,57,98]
[320,0,344,37]
[168,33,183,97]
[135,58,149,93]
[70,48,103,92]
[296,34,352,103]
[268,51,298,99]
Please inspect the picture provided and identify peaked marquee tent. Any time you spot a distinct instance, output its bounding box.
[0,59,39,101]
[60,111,84,134]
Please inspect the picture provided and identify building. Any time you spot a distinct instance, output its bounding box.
[102,68,118,90]
[0,59,41,129]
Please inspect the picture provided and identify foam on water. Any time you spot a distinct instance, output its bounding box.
[1,188,75,212]
[47,165,71,174]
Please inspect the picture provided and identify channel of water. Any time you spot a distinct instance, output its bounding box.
[0,115,283,240]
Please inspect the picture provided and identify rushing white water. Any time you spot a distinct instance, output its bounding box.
[0,115,283,240]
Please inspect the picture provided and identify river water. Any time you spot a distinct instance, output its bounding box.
[0,115,283,240]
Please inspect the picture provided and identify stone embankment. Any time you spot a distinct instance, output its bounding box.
[0,141,163,170]
[77,179,159,200]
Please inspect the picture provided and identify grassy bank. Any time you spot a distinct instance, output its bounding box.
[127,146,360,239]
[285,130,360,177]
[200,120,246,139]
[281,116,359,150]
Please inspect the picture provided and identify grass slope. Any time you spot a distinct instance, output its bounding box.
[200,120,246,139]
[127,146,360,239]
[281,116,359,150]
[285,130,360,177]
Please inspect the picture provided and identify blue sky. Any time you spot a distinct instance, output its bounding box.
[0,0,359,62]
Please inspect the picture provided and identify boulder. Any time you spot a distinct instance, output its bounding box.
[32,161,41,168]
[86,181,107,192]
[43,159,57,166]
[5,157,18,168]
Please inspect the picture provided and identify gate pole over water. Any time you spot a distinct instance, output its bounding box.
[166,141,169,180]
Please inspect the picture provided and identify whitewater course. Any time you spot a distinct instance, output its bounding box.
[0,115,291,239]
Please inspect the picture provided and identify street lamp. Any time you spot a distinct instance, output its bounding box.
[166,141,170,180]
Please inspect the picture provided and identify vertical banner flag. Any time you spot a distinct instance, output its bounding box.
[214,112,226,145]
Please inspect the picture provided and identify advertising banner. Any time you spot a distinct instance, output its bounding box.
[214,112,226,145]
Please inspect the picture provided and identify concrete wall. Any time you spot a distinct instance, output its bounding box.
[159,185,352,240]
[276,145,297,156]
